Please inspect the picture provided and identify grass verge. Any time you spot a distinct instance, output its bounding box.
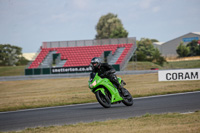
[0,66,26,76]
[0,73,200,112]
[8,111,200,133]
[125,60,200,70]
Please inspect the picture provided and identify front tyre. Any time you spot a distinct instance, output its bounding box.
[122,88,133,106]
[95,90,111,108]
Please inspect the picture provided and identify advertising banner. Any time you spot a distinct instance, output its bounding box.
[51,66,92,74]
[158,69,200,81]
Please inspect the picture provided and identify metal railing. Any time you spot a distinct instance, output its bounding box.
[26,47,41,68]
[42,37,136,48]
[120,43,137,70]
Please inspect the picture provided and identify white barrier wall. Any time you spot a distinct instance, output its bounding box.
[158,69,200,81]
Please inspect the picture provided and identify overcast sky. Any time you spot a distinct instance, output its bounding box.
[0,0,200,53]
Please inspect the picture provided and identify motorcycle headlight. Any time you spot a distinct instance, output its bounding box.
[90,80,97,88]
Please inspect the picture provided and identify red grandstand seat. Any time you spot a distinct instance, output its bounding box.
[29,43,133,68]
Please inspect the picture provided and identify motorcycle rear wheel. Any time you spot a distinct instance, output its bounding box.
[122,88,133,106]
[95,90,111,108]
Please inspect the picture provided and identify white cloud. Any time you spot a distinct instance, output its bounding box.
[1,0,200,53]
[72,0,91,10]
[51,13,68,22]
[152,6,161,12]
[139,0,155,9]
[138,0,161,13]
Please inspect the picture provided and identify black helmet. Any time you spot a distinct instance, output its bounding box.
[91,57,101,68]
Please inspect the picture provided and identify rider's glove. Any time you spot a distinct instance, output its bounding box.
[100,71,110,77]
[105,71,110,76]
[100,73,106,77]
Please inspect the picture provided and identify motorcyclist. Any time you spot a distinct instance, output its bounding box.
[90,57,128,96]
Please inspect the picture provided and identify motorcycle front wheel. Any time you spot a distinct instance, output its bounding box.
[95,90,111,108]
[122,88,133,106]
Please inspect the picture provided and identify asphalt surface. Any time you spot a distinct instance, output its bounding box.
[0,91,200,132]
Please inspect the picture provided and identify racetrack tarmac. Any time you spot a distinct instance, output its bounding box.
[0,91,200,132]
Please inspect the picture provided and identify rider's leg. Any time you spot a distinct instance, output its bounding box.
[107,74,128,96]
[107,74,120,87]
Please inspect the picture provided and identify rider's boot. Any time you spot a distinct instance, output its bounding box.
[111,75,129,97]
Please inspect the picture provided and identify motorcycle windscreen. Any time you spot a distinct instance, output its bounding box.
[89,72,96,82]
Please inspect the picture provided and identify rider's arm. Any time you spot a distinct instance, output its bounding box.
[104,63,116,75]
[92,67,97,73]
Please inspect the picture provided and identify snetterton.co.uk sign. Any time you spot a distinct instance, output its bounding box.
[158,69,200,81]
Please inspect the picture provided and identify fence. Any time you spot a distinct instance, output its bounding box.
[120,44,137,70]
[42,37,136,48]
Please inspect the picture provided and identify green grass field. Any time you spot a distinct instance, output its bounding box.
[0,65,26,76]
[125,60,200,70]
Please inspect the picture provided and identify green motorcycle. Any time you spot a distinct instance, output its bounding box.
[88,72,133,108]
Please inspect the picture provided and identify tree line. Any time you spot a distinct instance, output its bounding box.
[176,40,200,57]
[0,44,28,66]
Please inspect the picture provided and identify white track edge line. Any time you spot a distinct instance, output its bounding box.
[133,91,200,100]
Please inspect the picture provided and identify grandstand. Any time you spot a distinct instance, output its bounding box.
[25,37,136,75]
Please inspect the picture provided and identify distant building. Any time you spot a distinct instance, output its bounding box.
[23,53,36,61]
[153,42,163,52]
[153,32,200,57]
